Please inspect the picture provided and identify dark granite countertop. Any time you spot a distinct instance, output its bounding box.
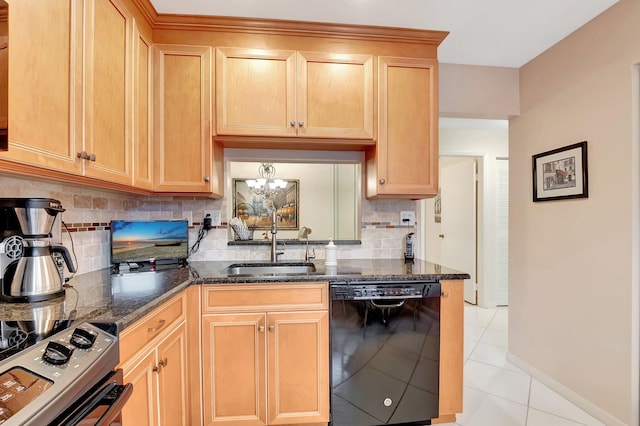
[0,259,469,332]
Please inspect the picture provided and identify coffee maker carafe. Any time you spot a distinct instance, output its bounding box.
[0,198,76,302]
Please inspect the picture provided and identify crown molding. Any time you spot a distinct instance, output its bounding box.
[133,0,448,45]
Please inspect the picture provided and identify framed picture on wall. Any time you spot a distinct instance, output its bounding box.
[532,141,588,202]
[232,179,299,230]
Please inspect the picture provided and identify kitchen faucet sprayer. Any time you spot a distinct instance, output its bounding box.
[298,226,315,261]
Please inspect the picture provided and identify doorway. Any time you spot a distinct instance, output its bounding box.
[420,118,509,308]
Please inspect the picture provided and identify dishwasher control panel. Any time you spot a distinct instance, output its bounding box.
[331,281,440,300]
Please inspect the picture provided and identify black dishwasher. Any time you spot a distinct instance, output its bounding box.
[330,280,441,426]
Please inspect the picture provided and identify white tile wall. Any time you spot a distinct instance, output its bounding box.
[0,174,418,273]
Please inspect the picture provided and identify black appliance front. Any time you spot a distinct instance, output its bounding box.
[330,281,441,426]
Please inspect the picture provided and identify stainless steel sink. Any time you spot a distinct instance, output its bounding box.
[221,262,316,276]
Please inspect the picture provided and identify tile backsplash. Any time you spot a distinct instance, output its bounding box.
[0,174,418,274]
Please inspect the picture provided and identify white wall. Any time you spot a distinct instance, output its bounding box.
[509,0,639,423]
[439,63,520,119]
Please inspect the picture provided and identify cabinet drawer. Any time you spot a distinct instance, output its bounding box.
[202,282,328,313]
[119,292,185,362]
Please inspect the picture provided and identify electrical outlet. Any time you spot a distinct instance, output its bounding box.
[400,211,416,225]
[204,210,221,227]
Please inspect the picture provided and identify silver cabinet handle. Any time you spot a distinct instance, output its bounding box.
[290,121,296,127]
[298,121,304,127]
[148,319,166,333]
[379,179,386,185]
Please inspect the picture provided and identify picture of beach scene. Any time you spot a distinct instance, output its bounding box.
[111,220,189,262]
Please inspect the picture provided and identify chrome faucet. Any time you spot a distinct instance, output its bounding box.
[270,208,283,262]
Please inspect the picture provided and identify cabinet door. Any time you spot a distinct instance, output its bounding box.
[297,52,373,139]
[267,311,329,425]
[202,313,267,426]
[133,27,153,189]
[369,56,439,198]
[122,349,158,426]
[154,44,218,194]
[2,0,82,173]
[157,321,190,426]
[216,47,296,137]
[435,280,463,421]
[83,0,132,184]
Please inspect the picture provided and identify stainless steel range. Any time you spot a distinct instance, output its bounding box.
[0,320,131,425]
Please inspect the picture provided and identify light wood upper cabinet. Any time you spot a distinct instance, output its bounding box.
[2,0,82,174]
[154,44,223,196]
[133,28,153,189]
[216,47,373,140]
[2,0,141,187]
[366,56,439,199]
[82,0,133,185]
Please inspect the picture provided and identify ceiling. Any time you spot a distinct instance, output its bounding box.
[149,0,619,68]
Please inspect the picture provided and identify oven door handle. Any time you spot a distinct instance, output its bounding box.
[57,381,133,426]
[95,383,133,426]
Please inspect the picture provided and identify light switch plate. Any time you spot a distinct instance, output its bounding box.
[400,211,416,225]
[204,210,221,227]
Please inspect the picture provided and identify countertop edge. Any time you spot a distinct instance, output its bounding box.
[108,272,469,331]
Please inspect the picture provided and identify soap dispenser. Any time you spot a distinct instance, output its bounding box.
[325,239,337,266]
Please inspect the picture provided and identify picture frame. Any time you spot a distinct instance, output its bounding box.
[232,178,299,231]
[532,141,588,202]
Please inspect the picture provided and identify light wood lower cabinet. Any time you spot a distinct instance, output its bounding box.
[201,283,330,426]
[432,279,464,423]
[119,292,190,426]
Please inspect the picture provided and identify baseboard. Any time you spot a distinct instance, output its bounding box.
[505,352,626,426]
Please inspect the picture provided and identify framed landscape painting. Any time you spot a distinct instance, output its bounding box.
[532,141,588,202]
[232,178,299,230]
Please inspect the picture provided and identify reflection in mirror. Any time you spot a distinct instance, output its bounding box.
[0,1,7,150]
[228,159,360,241]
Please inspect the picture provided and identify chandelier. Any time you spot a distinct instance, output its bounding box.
[246,163,287,200]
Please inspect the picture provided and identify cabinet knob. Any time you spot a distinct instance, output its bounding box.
[259,325,265,333]
[379,178,386,185]
[298,121,304,127]
[438,234,445,239]
[76,151,97,162]
[268,325,275,332]
[204,176,210,182]
[153,365,162,373]
[158,358,168,368]
[290,121,296,127]
[441,291,449,298]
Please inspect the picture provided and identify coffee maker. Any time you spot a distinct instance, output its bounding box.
[0,198,76,302]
